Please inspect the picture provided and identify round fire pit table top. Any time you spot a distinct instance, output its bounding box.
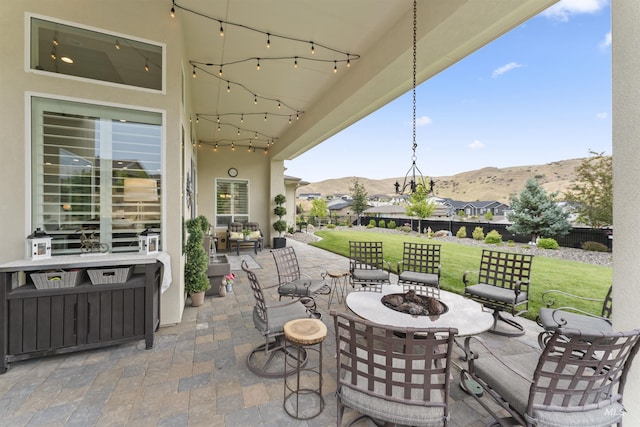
[346,285,493,337]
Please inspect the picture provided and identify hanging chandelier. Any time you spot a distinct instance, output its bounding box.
[395,0,434,195]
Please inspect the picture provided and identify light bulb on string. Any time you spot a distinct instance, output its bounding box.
[288,116,292,124]
[254,95,257,104]
[266,33,270,48]
[237,128,240,135]
[219,21,224,36]
[227,81,231,92]
[196,115,199,123]
[256,58,260,70]
[347,54,351,67]
[144,60,149,72]
[115,40,120,50]
[264,113,267,121]
[218,66,223,76]
[231,143,235,151]
[213,143,218,152]
[170,1,175,17]
[240,114,244,123]
[294,57,298,68]
[192,66,196,78]
[334,61,337,73]
[310,42,315,54]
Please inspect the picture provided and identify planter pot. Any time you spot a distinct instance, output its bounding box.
[191,291,205,307]
[273,237,286,249]
[244,235,250,241]
[225,283,233,293]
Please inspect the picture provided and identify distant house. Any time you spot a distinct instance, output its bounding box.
[441,198,509,217]
[297,192,322,200]
[364,204,407,219]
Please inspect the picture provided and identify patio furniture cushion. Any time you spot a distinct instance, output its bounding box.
[351,268,389,282]
[229,231,243,240]
[398,271,439,287]
[538,307,613,335]
[465,283,528,305]
[252,302,309,336]
[277,278,327,298]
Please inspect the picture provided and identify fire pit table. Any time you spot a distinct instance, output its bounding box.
[345,285,493,337]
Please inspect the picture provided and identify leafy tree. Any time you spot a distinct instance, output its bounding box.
[309,198,328,220]
[404,184,436,219]
[404,183,436,235]
[564,151,612,227]
[507,178,572,242]
[349,178,368,226]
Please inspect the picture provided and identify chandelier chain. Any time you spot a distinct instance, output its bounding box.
[412,0,417,162]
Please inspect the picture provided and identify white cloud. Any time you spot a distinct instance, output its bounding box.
[416,115,432,126]
[542,0,608,22]
[492,62,523,78]
[596,112,608,119]
[468,140,485,150]
[599,32,611,49]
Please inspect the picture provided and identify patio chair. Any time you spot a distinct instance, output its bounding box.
[226,221,244,250]
[271,246,330,301]
[463,249,533,336]
[242,260,312,378]
[397,242,441,297]
[331,310,457,427]
[461,326,640,427]
[348,241,391,288]
[244,221,264,250]
[537,285,613,348]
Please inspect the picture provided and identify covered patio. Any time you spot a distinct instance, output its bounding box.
[0,240,539,426]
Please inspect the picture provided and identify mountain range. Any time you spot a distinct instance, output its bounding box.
[297,158,585,205]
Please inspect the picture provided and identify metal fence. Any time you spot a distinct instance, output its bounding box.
[302,215,612,250]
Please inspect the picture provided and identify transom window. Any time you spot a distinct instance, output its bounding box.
[31,96,163,254]
[30,16,163,91]
[216,180,249,227]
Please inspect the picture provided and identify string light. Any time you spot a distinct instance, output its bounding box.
[231,143,235,151]
[256,58,260,70]
[192,66,196,78]
[294,57,298,68]
[115,40,120,50]
[218,66,223,76]
[266,33,270,48]
[310,41,315,54]
[170,1,175,17]
[219,21,224,36]
[226,81,231,92]
[334,61,337,73]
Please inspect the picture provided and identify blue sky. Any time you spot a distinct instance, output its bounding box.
[285,0,611,182]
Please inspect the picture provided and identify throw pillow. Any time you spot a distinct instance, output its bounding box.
[229,232,243,239]
[249,231,261,239]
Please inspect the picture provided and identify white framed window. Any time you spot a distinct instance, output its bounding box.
[31,96,163,254]
[216,179,249,227]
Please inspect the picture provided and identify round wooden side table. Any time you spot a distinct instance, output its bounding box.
[283,318,327,420]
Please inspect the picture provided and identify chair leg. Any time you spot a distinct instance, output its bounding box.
[247,336,308,378]
[488,310,525,337]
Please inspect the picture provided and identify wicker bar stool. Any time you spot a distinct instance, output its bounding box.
[283,318,327,420]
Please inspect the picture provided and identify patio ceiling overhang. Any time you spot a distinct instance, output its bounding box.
[181,0,558,163]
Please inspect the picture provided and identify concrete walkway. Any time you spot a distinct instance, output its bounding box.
[0,239,543,426]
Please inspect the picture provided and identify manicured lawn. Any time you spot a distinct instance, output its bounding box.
[310,230,612,322]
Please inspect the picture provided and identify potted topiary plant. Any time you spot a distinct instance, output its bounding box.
[184,216,211,306]
[272,193,287,249]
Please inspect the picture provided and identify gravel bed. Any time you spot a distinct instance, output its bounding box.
[287,226,612,267]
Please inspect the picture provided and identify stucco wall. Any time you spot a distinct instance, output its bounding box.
[0,1,190,325]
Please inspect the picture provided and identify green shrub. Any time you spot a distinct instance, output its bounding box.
[326,223,336,229]
[378,219,386,228]
[537,238,559,250]
[582,241,609,252]
[401,225,411,233]
[388,220,396,229]
[472,226,484,241]
[456,226,467,238]
[507,240,516,247]
[366,223,375,229]
[368,219,376,227]
[484,230,502,244]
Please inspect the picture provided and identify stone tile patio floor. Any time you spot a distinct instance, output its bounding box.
[0,239,543,426]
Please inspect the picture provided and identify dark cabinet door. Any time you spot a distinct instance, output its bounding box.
[8,294,79,354]
[86,287,145,344]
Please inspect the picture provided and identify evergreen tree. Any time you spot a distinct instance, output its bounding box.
[507,178,572,242]
[349,178,368,226]
[564,151,612,227]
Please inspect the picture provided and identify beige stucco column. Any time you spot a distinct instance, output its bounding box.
[612,1,640,423]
